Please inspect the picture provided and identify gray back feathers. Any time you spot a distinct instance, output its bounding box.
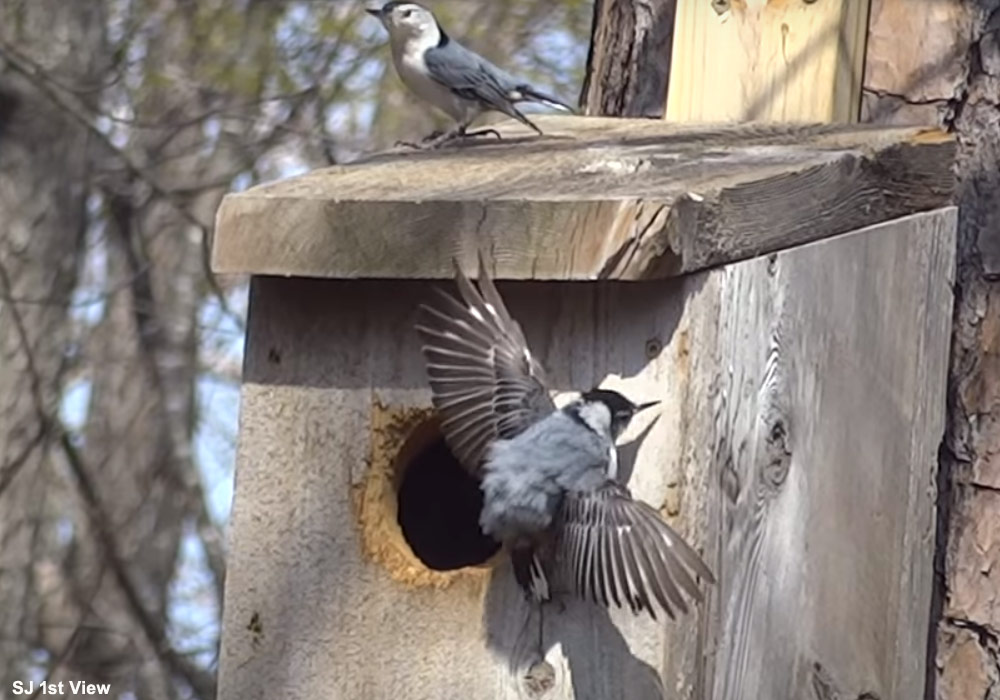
[426,38,573,114]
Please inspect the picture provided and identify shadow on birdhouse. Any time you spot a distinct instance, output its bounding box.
[353,398,500,588]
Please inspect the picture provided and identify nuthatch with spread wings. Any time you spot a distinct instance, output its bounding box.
[416,257,715,618]
[367,2,574,148]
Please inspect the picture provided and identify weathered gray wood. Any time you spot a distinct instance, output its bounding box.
[212,116,954,281]
[217,208,956,700]
[218,275,708,700]
[693,207,956,700]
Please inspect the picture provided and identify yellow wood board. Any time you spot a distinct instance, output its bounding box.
[666,0,871,123]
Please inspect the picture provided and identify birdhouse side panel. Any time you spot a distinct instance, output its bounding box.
[218,276,717,700]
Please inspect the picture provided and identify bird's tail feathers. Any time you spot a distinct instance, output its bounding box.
[519,86,575,114]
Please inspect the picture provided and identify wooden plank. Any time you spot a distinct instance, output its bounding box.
[216,209,955,700]
[666,0,871,123]
[217,275,714,700]
[212,117,954,281]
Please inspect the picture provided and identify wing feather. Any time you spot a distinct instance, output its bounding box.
[416,255,554,474]
[423,43,519,115]
[555,482,715,620]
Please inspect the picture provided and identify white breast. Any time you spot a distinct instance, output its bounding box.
[392,42,477,124]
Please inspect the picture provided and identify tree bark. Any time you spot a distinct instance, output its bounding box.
[579,0,677,117]
[59,3,281,696]
[862,1,1000,697]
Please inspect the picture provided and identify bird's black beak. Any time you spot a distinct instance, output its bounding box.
[634,400,660,413]
[365,7,383,18]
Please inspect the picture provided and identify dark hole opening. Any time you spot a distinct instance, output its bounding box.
[397,435,500,571]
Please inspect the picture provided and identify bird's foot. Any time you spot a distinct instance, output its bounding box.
[462,128,503,141]
[403,126,502,150]
[395,130,450,150]
[541,593,567,615]
[521,587,565,614]
[422,128,466,149]
[430,127,504,149]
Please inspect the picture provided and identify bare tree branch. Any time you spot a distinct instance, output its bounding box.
[0,255,216,699]
[0,425,47,499]
[0,39,243,334]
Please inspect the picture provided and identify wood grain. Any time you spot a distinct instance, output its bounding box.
[666,0,870,123]
[218,274,713,700]
[216,208,956,700]
[212,117,953,282]
[697,207,956,700]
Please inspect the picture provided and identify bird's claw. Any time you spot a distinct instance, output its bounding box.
[397,127,502,151]
[542,595,567,615]
[464,128,503,141]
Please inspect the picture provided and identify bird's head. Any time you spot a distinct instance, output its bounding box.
[366,2,440,43]
[574,389,660,440]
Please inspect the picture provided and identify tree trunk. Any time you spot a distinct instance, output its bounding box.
[862,1,1000,697]
[579,0,677,117]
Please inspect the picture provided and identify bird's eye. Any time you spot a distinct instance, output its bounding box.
[402,9,412,18]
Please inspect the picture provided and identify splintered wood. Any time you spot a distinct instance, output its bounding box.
[212,116,953,282]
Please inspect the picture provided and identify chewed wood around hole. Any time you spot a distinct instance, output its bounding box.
[394,417,500,571]
[353,399,500,589]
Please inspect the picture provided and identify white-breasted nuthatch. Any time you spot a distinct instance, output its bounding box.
[366,2,574,148]
[416,257,715,618]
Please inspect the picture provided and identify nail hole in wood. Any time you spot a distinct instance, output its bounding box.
[645,337,663,359]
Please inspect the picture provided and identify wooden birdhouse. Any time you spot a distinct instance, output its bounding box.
[212,117,956,699]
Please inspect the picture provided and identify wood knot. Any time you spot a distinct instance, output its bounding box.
[247,611,264,648]
[762,416,792,491]
[523,660,555,697]
[721,455,741,505]
[809,661,840,700]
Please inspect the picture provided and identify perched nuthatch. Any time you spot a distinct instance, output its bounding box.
[416,257,715,618]
[367,2,574,148]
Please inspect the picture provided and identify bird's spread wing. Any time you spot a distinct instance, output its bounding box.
[555,482,715,620]
[423,43,521,114]
[416,255,555,474]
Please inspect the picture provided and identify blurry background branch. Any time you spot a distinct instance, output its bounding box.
[0,1,590,697]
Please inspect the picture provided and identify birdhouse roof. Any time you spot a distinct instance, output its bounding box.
[212,115,954,281]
